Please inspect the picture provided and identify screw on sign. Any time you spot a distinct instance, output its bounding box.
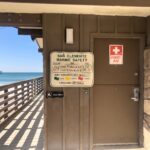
[109,45,124,65]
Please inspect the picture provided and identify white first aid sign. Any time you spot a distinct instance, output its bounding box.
[109,45,124,65]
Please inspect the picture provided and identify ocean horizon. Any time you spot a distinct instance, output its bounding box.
[0,72,43,86]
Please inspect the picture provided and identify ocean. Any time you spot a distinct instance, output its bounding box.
[0,72,43,86]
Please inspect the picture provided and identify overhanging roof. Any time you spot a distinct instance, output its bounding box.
[0,2,150,17]
[0,0,150,7]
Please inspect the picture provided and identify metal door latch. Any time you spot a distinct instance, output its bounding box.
[131,87,140,102]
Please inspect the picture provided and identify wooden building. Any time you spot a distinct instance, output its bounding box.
[0,0,150,149]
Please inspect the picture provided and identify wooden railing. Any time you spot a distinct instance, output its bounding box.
[0,77,43,125]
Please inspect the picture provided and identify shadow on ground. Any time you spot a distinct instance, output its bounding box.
[0,93,44,150]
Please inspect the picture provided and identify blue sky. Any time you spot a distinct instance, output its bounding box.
[0,27,43,72]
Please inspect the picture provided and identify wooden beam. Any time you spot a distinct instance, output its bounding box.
[18,29,42,37]
[38,48,43,53]
[31,36,36,41]
[147,16,150,48]
[0,13,42,27]
[0,0,150,7]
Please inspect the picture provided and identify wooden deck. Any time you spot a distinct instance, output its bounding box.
[0,92,44,150]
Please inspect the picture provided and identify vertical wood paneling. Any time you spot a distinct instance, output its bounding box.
[64,88,80,150]
[80,88,90,150]
[43,13,147,150]
[100,16,115,33]
[45,14,62,51]
[79,14,98,150]
[62,14,80,150]
[43,14,62,90]
[43,14,63,150]
[63,14,79,51]
[147,16,150,47]
[47,100,63,149]
[117,16,132,33]
[133,17,146,34]
[81,15,98,51]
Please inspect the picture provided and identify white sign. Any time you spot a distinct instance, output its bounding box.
[50,52,94,87]
[109,45,124,65]
[66,28,74,44]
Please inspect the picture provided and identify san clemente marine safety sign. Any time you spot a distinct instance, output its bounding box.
[50,52,94,87]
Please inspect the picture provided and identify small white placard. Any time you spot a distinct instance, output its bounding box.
[109,45,124,65]
[50,52,94,87]
[66,28,73,44]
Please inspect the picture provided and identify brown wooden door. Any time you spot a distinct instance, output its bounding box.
[93,38,140,148]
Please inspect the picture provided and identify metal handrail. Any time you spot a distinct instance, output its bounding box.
[0,77,43,125]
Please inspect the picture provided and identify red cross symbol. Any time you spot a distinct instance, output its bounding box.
[109,45,123,55]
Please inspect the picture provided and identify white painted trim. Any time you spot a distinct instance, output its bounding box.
[0,2,150,16]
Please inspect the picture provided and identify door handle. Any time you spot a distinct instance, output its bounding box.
[131,87,140,102]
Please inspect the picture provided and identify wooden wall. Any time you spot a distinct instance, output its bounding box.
[43,14,147,150]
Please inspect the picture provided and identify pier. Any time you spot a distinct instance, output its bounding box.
[0,77,43,150]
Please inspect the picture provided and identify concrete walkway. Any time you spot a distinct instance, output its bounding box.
[0,92,44,150]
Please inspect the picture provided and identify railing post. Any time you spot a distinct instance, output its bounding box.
[29,81,31,100]
[30,81,33,99]
[4,89,8,119]
[27,82,30,101]
[35,80,37,95]
[32,80,35,98]
[14,85,18,111]
[37,79,39,94]
[28,82,31,100]
[41,78,43,92]
[22,83,25,105]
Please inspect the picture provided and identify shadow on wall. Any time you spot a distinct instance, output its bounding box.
[144,99,150,132]
[144,113,150,132]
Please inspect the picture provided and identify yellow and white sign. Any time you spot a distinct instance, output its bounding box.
[50,52,94,87]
